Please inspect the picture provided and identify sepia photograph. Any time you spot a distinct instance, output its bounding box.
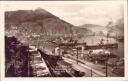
[0,0,127,79]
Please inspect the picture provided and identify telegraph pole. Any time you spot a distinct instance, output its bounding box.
[77,47,78,64]
[105,61,108,77]
[59,45,61,57]
[28,50,30,77]
[91,68,92,77]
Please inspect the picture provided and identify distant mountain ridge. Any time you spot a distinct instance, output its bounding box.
[80,24,106,36]
[80,24,103,28]
[80,20,124,37]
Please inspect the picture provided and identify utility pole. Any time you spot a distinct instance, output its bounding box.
[28,51,29,77]
[91,68,92,77]
[107,32,109,45]
[77,47,78,64]
[59,45,61,57]
[105,61,108,77]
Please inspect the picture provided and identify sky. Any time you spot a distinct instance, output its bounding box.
[2,1,124,26]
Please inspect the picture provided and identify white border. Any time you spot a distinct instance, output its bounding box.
[0,1,127,81]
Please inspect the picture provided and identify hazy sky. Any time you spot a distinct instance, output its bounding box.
[2,1,124,26]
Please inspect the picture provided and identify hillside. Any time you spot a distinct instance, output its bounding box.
[5,8,93,46]
[80,24,106,36]
[80,19,124,38]
[5,8,73,35]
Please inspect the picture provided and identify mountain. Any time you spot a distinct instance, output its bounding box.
[80,24,103,28]
[5,8,93,45]
[80,24,106,36]
[73,26,94,36]
[80,19,124,38]
[5,9,73,35]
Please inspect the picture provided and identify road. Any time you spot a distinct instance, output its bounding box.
[62,57,104,77]
[63,55,118,77]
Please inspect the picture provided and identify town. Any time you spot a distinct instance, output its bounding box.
[5,34,124,77]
